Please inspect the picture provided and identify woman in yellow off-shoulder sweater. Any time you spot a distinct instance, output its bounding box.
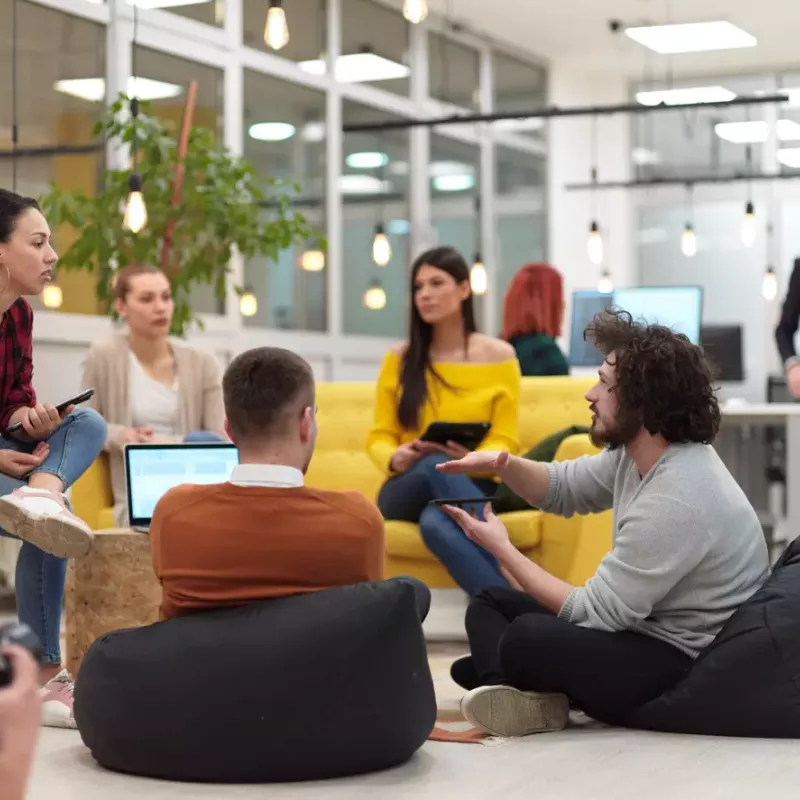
[367,246,521,596]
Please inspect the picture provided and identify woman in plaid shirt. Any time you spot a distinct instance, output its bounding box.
[0,189,106,729]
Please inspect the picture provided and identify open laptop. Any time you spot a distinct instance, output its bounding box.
[124,442,240,532]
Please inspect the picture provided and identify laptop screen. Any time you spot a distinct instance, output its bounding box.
[124,443,240,527]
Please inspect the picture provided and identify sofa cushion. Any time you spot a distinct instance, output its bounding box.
[386,510,542,562]
[74,580,436,783]
[626,535,800,738]
[97,507,115,531]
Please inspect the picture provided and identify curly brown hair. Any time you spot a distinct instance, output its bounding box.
[584,308,721,445]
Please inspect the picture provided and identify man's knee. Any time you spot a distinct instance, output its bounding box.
[465,586,530,631]
[498,614,563,687]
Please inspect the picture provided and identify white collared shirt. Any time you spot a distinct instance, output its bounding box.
[229,463,304,488]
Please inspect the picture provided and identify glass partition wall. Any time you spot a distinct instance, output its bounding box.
[5,0,547,350]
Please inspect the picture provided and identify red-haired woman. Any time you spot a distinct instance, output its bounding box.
[501,263,569,376]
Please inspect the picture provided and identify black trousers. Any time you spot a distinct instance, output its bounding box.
[464,587,693,726]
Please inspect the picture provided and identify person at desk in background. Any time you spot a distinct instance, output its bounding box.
[147,347,421,619]
[502,263,569,377]
[367,246,521,597]
[775,257,800,398]
[81,263,227,527]
[439,309,769,738]
[0,189,107,729]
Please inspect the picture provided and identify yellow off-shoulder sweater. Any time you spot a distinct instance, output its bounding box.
[366,350,521,475]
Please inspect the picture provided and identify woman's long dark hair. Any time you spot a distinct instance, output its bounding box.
[397,246,477,429]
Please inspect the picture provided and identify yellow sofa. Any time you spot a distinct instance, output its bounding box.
[71,376,613,588]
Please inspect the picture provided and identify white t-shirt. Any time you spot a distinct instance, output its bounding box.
[129,351,179,437]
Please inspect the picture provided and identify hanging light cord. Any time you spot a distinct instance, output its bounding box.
[590,115,598,221]
[131,4,139,175]
[11,0,18,191]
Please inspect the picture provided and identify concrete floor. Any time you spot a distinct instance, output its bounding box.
[5,604,800,799]
[19,645,800,800]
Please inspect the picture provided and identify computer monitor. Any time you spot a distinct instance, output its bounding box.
[700,325,745,383]
[568,286,704,368]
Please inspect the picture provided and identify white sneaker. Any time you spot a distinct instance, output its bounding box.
[40,669,77,729]
[0,487,93,558]
[461,685,569,737]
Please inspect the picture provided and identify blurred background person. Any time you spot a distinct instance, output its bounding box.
[775,257,800,399]
[81,263,227,526]
[502,263,569,377]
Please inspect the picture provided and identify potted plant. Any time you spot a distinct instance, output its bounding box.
[40,93,322,336]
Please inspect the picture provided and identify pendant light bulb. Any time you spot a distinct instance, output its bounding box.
[681,223,697,257]
[372,224,391,266]
[403,0,428,24]
[300,247,325,272]
[597,271,613,295]
[587,221,603,266]
[470,254,487,295]
[364,280,386,310]
[239,288,258,317]
[123,173,147,234]
[264,0,289,50]
[741,201,756,247]
[42,282,63,309]
[763,267,779,301]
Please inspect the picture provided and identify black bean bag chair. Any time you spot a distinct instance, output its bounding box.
[74,580,436,783]
[626,535,800,738]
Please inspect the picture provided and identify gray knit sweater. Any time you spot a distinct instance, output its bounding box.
[542,443,770,657]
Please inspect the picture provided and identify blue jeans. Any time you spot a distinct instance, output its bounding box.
[0,407,107,665]
[377,453,509,597]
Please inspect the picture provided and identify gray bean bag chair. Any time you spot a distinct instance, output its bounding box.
[74,580,436,782]
[627,536,800,737]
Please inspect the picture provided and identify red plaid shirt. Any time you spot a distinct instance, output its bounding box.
[0,298,36,429]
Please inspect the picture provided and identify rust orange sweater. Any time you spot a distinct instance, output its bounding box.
[149,482,386,619]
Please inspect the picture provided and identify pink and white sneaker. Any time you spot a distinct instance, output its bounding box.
[0,487,93,558]
[40,669,77,729]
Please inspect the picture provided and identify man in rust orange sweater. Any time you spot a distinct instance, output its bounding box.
[149,347,424,620]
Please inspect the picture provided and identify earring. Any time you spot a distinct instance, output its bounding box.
[0,262,10,294]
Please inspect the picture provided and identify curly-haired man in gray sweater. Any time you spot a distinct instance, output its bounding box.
[440,309,769,737]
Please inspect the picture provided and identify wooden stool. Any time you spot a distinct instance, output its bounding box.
[65,528,161,677]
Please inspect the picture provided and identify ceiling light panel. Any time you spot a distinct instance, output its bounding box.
[625,21,757,55]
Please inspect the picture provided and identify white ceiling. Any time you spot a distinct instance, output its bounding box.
[414,0,800,80]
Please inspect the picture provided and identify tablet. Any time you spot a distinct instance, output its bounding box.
[419,421,491,450]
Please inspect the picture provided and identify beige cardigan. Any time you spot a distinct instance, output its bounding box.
[81,333,227,525]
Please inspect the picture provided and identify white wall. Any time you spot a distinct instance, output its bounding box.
[547,67,634,349]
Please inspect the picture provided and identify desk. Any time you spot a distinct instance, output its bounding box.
[720,404,800,551]
[64,528,161,677]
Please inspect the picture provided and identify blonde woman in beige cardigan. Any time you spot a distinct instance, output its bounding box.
[81,264,228,526]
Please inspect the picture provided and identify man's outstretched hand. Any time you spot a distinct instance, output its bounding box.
[441,502,511,557]
[435,450,510,476]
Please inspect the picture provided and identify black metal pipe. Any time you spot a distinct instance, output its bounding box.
[342,94,790,133]
[565,171,800,191]
[0,144,103,160]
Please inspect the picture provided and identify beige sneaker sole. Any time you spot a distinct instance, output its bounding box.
[461,685,569,737]
[0,495,93,558]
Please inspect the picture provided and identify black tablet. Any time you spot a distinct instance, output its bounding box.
[419,421,491,450]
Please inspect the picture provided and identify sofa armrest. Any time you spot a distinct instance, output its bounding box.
[535,432,613,585]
